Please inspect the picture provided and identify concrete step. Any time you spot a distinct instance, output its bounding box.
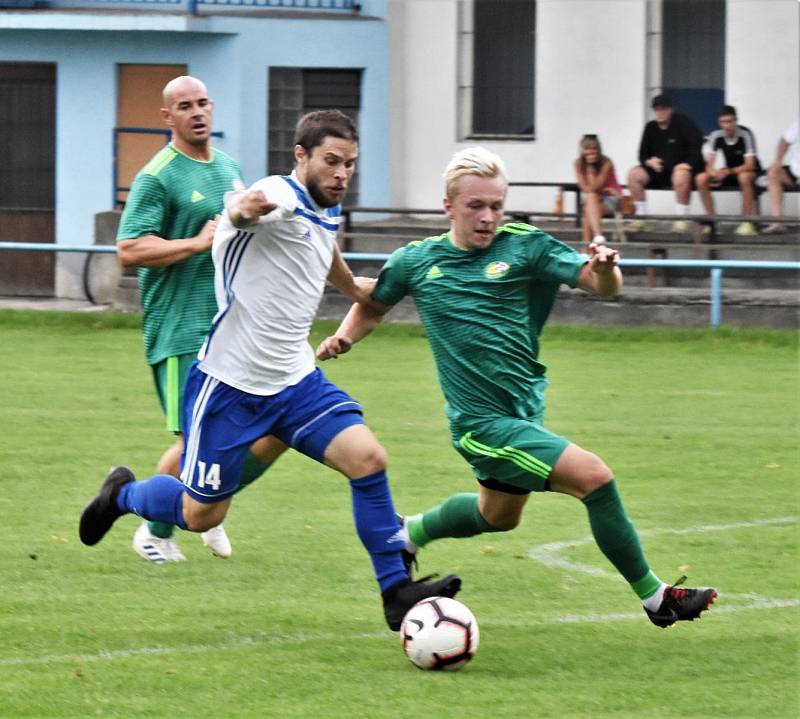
[318,285,799,329]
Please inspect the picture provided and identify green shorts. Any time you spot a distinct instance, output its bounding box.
[151,354,196,433]
[451,414,570,493]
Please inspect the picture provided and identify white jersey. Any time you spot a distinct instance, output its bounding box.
[198,171,341,395]
[782,120,800,177]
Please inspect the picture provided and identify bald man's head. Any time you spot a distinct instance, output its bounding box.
[162,75,208,109]
[160,76,214,157]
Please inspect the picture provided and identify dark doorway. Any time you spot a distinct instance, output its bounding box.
[0,62,56,296]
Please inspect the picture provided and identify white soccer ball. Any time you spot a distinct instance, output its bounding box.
[400,596,480,671]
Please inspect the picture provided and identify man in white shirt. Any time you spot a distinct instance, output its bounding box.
[80,110,461,631]
[763,120,800,234]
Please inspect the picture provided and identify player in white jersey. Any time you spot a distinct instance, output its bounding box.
[79,110,460,630]
[198,171,345,394]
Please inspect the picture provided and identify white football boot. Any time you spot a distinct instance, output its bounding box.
[201,524,232,558]
[132,521,186,563]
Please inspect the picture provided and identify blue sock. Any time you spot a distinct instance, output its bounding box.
[350,471,408,592]
[116,474,187,530]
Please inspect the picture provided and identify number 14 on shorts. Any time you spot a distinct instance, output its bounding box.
[183,460,222,491]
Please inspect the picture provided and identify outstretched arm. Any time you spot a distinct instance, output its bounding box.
[117,218,218,268]
[228,188,278,228]
[326,244,377,304]
[316,299,390,361]
[576,243,623,298]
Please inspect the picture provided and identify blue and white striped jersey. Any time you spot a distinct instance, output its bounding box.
[198,171,341,395]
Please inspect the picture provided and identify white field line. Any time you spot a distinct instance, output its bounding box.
[1,596,797,668]
[2,517,797,669]
[528,515,800,580]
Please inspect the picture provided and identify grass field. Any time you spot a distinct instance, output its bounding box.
[0,310,797,718]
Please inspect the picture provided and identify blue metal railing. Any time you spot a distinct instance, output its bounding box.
[30,0,359,13]
[0,242,797,328]
[113,127,224,207]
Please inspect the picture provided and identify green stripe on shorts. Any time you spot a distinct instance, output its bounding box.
[165,355,181,433]
[459,431,551,478]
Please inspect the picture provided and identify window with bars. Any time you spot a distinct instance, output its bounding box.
[267,67,362,205]
[0,63,56,210]
[458,0,536,140]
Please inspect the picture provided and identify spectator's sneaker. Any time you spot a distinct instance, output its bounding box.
[761,223,786,235]
[395,514,418,577]
[626,219,649,233]
[382,574,462,631]
[644,576,718,628]
[671,220,690,233]
[201,524,232,558]
[79,466,135,546]
[735,221,758,237]
[700,223,714,237]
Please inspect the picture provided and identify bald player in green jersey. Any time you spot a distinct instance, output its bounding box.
[317,146,717,629]
[117,75,285,563]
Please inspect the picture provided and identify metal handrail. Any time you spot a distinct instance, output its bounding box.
[26,0,358,12]
[113,127,224,207]
[1,242,797,328]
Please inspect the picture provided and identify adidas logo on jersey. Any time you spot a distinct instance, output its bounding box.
[425,265,444,281]
[191,190,206,203]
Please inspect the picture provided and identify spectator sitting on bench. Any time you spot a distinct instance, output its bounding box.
[763,119,799,235]
[696,105,761,237]
[627,94,704,234]
[573,134,624,246]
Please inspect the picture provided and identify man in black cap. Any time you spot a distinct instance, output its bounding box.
[627,95,705,233]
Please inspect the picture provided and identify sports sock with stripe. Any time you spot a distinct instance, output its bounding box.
[581,479,663,600]
[406,492,502,548]
[349,471,408,592]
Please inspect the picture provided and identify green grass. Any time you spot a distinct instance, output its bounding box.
[0,310,798,718]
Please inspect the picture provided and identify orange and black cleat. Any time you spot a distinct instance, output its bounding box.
[645,575,718,628]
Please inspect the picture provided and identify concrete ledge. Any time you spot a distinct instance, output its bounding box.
[318,286,800,330]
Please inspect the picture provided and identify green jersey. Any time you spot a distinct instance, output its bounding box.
[117,144,243,366]
[372,223,586,421]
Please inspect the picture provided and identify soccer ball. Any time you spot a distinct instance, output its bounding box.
[400,596,480,671]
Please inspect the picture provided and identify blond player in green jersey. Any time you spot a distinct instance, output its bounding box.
[317,146,717,629]
[117,76,285,563]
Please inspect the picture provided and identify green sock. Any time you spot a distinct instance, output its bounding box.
[147,453,269,538]
[407,493,501,548]
[148,521,174,539]
[235,452,271,494]
[581,479,662,599]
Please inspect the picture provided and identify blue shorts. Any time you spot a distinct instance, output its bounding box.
[180,364,364,503]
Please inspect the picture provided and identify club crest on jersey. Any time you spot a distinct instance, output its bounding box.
[484,261,510,279]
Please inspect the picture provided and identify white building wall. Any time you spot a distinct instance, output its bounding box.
[726,0,800,215]
[390,0,799,216]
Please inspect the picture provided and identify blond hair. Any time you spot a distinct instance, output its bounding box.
[443,146,508,198]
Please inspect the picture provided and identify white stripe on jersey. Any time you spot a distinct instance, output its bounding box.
[199,171,341,396]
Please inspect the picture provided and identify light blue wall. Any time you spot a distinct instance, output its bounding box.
[0,6,389,259]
